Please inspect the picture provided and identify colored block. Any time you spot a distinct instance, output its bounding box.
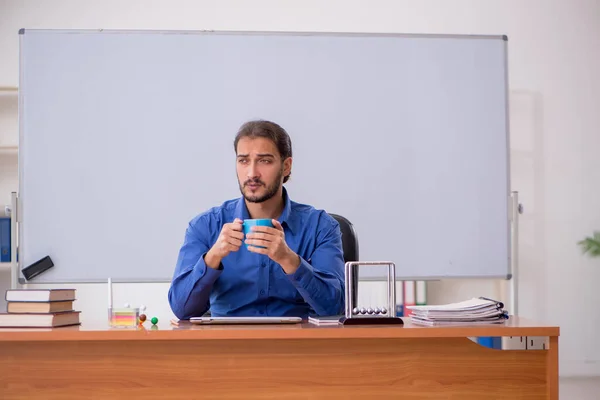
[477,337,502,349]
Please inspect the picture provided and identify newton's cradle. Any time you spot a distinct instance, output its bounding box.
[339,261,404,325]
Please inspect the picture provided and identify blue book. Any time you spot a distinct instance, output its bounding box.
[0,217,11,262]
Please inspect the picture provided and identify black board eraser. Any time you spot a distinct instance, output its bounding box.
[22,256,54,281]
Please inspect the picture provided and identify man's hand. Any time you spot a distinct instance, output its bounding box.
[205,218,244,269]
[245,219,301,274]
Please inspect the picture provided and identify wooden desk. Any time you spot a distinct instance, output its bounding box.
[0,317,559,399]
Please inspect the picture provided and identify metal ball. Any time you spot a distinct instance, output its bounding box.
[381,307,388,314]
[374,307,381,314]
[352,307,359,315]
[367,308,374,315]
[360,308,367,314]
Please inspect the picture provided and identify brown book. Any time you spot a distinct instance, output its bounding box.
[5,289,76,302]
[7,300,74,314]
[0,311,81,328]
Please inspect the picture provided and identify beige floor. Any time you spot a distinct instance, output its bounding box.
[560,377,600,399]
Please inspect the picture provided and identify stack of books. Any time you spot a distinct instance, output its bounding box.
[406,297,508,326]
[0,288,81,328]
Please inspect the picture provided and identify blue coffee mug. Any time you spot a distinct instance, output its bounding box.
[243,219,273,249]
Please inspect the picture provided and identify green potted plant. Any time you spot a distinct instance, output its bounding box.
[578,231,600,258]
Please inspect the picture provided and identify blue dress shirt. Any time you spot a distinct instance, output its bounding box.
[168,188,345,319]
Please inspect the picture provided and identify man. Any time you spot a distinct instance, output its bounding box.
[168,120,345,320]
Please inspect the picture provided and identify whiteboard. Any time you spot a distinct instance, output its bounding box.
[18,29,511,282]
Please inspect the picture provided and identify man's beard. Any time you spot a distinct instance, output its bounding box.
[238,168,283,203]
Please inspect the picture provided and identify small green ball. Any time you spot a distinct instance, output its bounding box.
[151,317,158,325]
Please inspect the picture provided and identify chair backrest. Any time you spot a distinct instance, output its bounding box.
[329,213,359,309]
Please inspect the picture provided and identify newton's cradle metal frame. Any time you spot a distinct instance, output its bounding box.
[338,261,404,325]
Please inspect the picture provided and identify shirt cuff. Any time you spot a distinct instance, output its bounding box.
[193,252,223,283]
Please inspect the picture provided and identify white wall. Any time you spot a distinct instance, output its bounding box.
[0,93,18,207]
[0,91,19,311]
[0,0,599,377]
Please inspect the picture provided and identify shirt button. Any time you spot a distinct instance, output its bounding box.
[261,263,266,268]
[260,289,265,295]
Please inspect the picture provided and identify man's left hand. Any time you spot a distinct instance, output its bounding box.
[245,219,301,274]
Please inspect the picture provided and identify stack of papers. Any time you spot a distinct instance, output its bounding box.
[406,297,509,326]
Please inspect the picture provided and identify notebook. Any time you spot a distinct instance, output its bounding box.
[190,316,302,325]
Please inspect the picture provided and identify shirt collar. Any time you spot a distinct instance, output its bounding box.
[233,186,297,234]
[278,187,296,234]
[234,195,251,221]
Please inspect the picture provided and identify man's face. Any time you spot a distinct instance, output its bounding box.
[236,137,291,203]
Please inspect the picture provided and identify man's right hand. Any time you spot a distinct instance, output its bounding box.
[205,218,244,269]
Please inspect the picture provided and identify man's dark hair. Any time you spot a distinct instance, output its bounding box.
[234,120,293,183]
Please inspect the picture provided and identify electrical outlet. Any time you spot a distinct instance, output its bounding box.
[502,336,526,350]
[526,336,548,350]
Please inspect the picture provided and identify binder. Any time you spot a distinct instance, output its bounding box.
[403,281,416,317]
[0,217,10,263]
[395,281,404,317]
[395,304,404,317]
[416,281,427,305]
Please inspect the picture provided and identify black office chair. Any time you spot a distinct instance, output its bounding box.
[329,213,359,311]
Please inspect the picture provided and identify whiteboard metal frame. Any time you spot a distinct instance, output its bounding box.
[19,28,506,41]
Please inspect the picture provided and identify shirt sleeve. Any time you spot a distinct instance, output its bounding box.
[287,216,345,316]
[168,219,222,320]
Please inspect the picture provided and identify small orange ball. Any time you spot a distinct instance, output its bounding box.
[139,314,147,322]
